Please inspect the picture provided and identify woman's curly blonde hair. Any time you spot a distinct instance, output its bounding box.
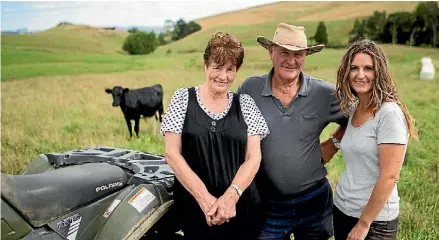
[336,39,418,139]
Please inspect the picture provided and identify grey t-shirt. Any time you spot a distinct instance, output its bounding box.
[334,102,409,221]
[238,69,348,196]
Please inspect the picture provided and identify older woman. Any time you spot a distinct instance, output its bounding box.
[160,32,269,239]
[334,39,418,240]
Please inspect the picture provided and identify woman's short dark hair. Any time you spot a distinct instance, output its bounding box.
[203,32,244,70]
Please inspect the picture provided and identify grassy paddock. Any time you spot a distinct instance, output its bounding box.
[2,43,438,239]
[197,1,418,30]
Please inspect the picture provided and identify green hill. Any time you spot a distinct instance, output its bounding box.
[196,1,418,30]
[157,20,354,55]
[2,24,128,54]
[1,25,137,81]
[1,1,424,82]
[162,1,419,54]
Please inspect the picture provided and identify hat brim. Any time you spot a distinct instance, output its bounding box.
[257,36,325,55]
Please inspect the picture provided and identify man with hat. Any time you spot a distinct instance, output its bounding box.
[237,23,348,239]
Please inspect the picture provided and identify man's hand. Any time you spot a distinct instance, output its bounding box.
[321,139,337,164]
[207,188,239,225]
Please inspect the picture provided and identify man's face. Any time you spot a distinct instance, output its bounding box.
[269,45,306,82]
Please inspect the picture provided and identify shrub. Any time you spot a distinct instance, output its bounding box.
[122,31,159,55]
[349,19,367,43]
[171,19,202,41]
[57,21,73,27]
[128,27,139,33]
[326,41,347,49]
[314,21,328,44]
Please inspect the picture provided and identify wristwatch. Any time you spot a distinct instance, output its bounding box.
[330,136,341,149]
[230,184,242,197]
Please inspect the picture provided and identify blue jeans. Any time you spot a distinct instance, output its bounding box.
[258,178,334,240]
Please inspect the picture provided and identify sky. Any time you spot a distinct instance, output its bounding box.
[1,0,278,31]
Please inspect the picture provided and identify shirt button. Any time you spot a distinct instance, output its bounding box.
[210,126,216,132]
[211,121,216,126]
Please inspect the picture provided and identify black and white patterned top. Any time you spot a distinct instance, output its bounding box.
[160,86,270,139]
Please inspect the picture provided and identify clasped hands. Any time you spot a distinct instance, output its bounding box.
[197,187,239,227]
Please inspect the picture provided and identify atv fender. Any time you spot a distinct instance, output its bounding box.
[1,198,32,240]
[95,184,174,240]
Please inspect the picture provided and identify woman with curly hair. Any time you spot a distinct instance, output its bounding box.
[333,39,418,240]
[160,32,269,239]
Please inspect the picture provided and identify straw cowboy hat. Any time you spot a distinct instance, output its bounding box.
[257,23,325,55]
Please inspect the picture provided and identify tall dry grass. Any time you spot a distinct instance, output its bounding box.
[1,45,438,239]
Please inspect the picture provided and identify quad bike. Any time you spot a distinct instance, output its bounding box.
[1,146,180,240]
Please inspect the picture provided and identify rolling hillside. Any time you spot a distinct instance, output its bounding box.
[1,1,424,81]
[1,24,128,54]
[196,1,418,29]
[167,1,419,53]
[1,24,133,80]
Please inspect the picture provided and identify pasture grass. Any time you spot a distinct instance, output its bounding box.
[1,2,438,237]
[197,1,418,30]
[2,43,438,239]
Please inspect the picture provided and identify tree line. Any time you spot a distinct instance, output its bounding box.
[349,2,438,47]
[123,18,201,55]
[312,2,438,48]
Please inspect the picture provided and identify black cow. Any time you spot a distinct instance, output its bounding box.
[105,84,164,138]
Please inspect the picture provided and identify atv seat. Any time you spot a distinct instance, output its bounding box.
[1,163,128,227]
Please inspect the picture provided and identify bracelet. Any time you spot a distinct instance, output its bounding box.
[330,135,341,149]
[230,184,242,197]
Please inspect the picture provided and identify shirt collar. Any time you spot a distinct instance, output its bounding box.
[262,67,309,97]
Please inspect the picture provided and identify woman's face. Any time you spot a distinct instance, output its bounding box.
[349,52,375,97]
[205,60,237,94]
